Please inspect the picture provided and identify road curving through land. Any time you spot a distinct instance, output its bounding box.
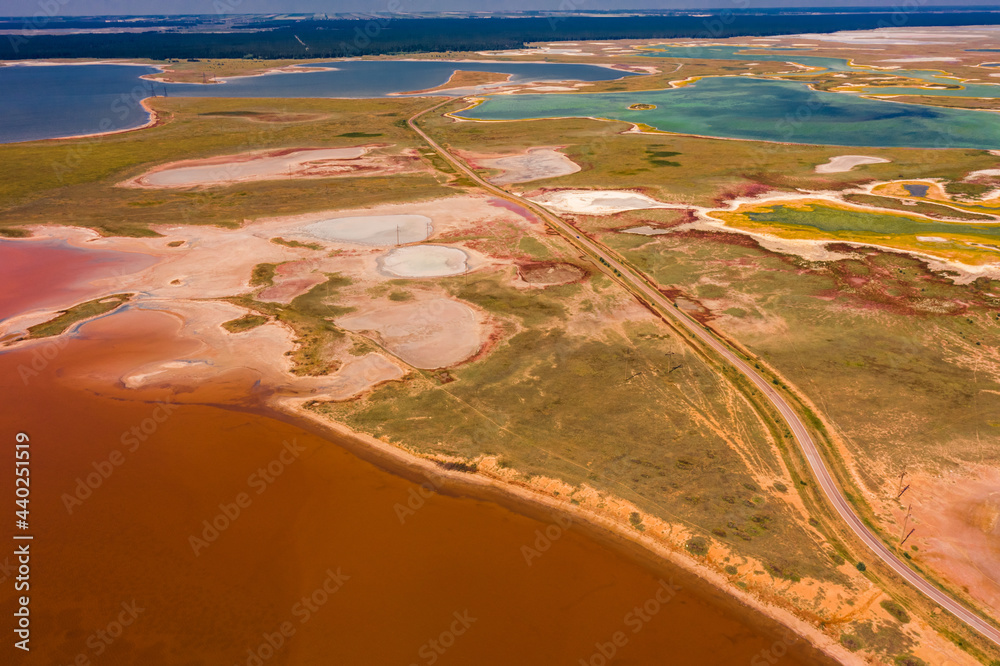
[408,98,1000,648]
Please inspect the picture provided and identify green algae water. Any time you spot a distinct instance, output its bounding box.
[641,44,1000,98]
[747,204,1000,241]
[456,77,1000,148]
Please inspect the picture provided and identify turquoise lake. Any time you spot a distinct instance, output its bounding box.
[455,76,1000,149]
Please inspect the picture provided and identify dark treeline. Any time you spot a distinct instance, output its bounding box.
[4,13,1000,60]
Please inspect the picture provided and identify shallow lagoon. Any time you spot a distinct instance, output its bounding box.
[456,77,1000,148]
[640,45,854,73]
[641,44,1000,98]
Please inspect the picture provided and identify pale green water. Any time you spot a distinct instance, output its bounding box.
[641,44,1000,98]
[456,77,1000,148]
[640,45,855,73]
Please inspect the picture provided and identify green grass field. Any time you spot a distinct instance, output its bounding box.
[0,96,457,236]
[314,261,847,587]
[425,101,998,206]
[607,227,1000,492]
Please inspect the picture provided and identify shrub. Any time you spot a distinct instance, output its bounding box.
[881,600,910,624]
[685,536,709,557]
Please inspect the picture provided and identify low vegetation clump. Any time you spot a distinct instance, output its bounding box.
[893,655,928,666]
[944,181,993,198]
[880,600,910,624]
[221,314,269,333]
[250,263,279,287]
[26,294,132,339]
[452,275,564,326]
[842,193,993,221]
[840,634,864,652]
[628,511,645,532]
[685,536,709,557]
[435,460,478,473]
[271,237,323,251]
[229,273,354,375]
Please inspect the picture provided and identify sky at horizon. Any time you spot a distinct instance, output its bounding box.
[4,0,1000,17]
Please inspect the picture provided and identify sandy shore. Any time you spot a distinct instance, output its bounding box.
[274,398,854,665]
[39,97,162,143]
[4,182,987,664]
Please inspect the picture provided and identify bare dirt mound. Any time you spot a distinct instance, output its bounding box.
[530,189,684,215]
[378,246,469,278]
[336,298,483,369]
[122,145,417,189]
[518,261,586,285]
[476,147,581,185]
[302,214,432,247]
[312,353,405,401]
[815,155,890,173]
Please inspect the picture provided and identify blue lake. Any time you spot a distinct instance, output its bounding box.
[0,60,633,143]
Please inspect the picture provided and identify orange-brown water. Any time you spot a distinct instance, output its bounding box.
[0,243,833,666]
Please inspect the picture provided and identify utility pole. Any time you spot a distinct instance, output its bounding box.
[900,528,916,547]
[900,505,911,540]
[896,484,910,501]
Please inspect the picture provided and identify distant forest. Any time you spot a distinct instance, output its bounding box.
[4,13,1000,60]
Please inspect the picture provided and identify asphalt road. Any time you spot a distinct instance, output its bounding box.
[409,101,1000,647]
